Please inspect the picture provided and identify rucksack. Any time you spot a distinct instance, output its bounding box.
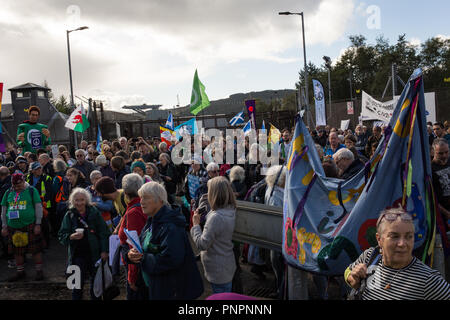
[244,179,267,204]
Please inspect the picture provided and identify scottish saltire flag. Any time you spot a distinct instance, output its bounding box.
[245,99,256,129]
[243,120,251,136]
[283,68,436,276]
[165,113,174,130]
[312,79,326,126]
[96,125,103,154]
[261,120,266,134]
[174,118,198,140]
[189,69,210,115]
[229,111,245,126]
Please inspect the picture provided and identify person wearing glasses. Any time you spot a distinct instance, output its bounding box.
[333,148,364,180]
[344,207,450,299]
[71,149,96,185]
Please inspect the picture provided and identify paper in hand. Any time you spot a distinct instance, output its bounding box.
[124,228,143,254]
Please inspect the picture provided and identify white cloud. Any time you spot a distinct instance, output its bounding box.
[1,0,355,111]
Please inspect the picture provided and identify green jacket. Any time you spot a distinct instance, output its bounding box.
[16,122,51,154]
[58,205,110,266]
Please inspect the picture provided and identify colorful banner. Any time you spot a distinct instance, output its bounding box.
[160,126,174,147]
[283,68,435,276]
[347,101,354,115]
[312,79,326,126]
[245,99,256,129]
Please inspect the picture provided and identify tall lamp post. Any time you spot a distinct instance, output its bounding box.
[279,11,310,128]
[323,56,332,124]
[66,26,88,148]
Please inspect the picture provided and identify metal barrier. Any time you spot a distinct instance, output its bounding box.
[233,200,283,252]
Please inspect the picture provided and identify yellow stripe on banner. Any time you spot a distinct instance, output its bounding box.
[393,98,411,138]
[288,134,308,170]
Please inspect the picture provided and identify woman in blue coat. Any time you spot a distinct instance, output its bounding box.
[125,181,203,300]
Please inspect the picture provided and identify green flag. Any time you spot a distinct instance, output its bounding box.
[189,69,210,115]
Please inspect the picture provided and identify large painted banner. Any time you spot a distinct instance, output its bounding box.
[283,69,437,276]
[312,79,326,126]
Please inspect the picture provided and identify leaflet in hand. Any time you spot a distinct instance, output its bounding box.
[123,228,143,254]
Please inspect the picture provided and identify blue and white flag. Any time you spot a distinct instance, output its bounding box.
[165,112,174,130]
[261,120,266,134]
[312,79,326,126]
[242,120,252,136]
[283,69,436,276]
[96,125,103,154]
[174,117,198,139]
[229,111,245,126]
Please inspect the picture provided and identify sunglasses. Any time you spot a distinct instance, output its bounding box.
[376,212,412,228]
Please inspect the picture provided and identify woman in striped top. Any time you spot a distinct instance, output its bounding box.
[345,207,450,300]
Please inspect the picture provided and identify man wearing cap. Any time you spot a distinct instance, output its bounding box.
[1,173,45,281]
[72,149,96,185]
[94,176,129,234]
[25,162,53,248]
[16,106,51,154]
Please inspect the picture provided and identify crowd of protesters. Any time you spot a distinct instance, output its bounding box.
[0,105,448,300]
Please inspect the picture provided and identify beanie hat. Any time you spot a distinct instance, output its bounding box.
[16,156,27,164]
[130,161,146,173]
[31,162,42,171]
[94,176,117,194]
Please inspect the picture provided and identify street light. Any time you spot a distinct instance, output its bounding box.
[323,56,332,123]
[66,26,88,148]
[279,11,310,128]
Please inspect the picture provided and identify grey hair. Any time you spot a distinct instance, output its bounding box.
[376,206,414,235]
[333,148,354,162]
[206,162,219,172]
[90,170,102,180]
[138,181,168,205]
[159,142,167,150]
[39,153,50,160]
[229,165,245,183]
[265,165,287,188]
[68,187,92,209]
[159,153,170,162]
[432,138,448,149]
[123,173,144,197]
[53,159,67,173]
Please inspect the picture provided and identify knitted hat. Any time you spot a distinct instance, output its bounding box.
[11,173,25,185]
[16,156,27,164]
[31,162,42,170]
[94,176,117,194]
[130,161,146,173]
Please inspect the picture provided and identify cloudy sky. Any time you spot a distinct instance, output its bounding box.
[1,0,448,112]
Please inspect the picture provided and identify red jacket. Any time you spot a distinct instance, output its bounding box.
[118,197,147,285]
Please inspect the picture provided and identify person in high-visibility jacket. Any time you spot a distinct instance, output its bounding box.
[26,162,53,248]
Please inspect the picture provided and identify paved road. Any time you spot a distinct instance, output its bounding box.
[0,235,344,300]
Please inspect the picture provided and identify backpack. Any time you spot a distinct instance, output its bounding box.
[244,179,267,204]
[244,164,285,204]
[55,175,71,203]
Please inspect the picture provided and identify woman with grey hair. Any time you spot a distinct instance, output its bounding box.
[85,171,115,233]
[58,187,110,300]
[229,165,247,200]
[118,173,147,300]
[345,207,450,300]
[146,162,162,183]
[191,176,237,294]
[125,182,204,300]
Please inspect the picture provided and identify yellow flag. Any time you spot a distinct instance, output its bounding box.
[268,124,281,144]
